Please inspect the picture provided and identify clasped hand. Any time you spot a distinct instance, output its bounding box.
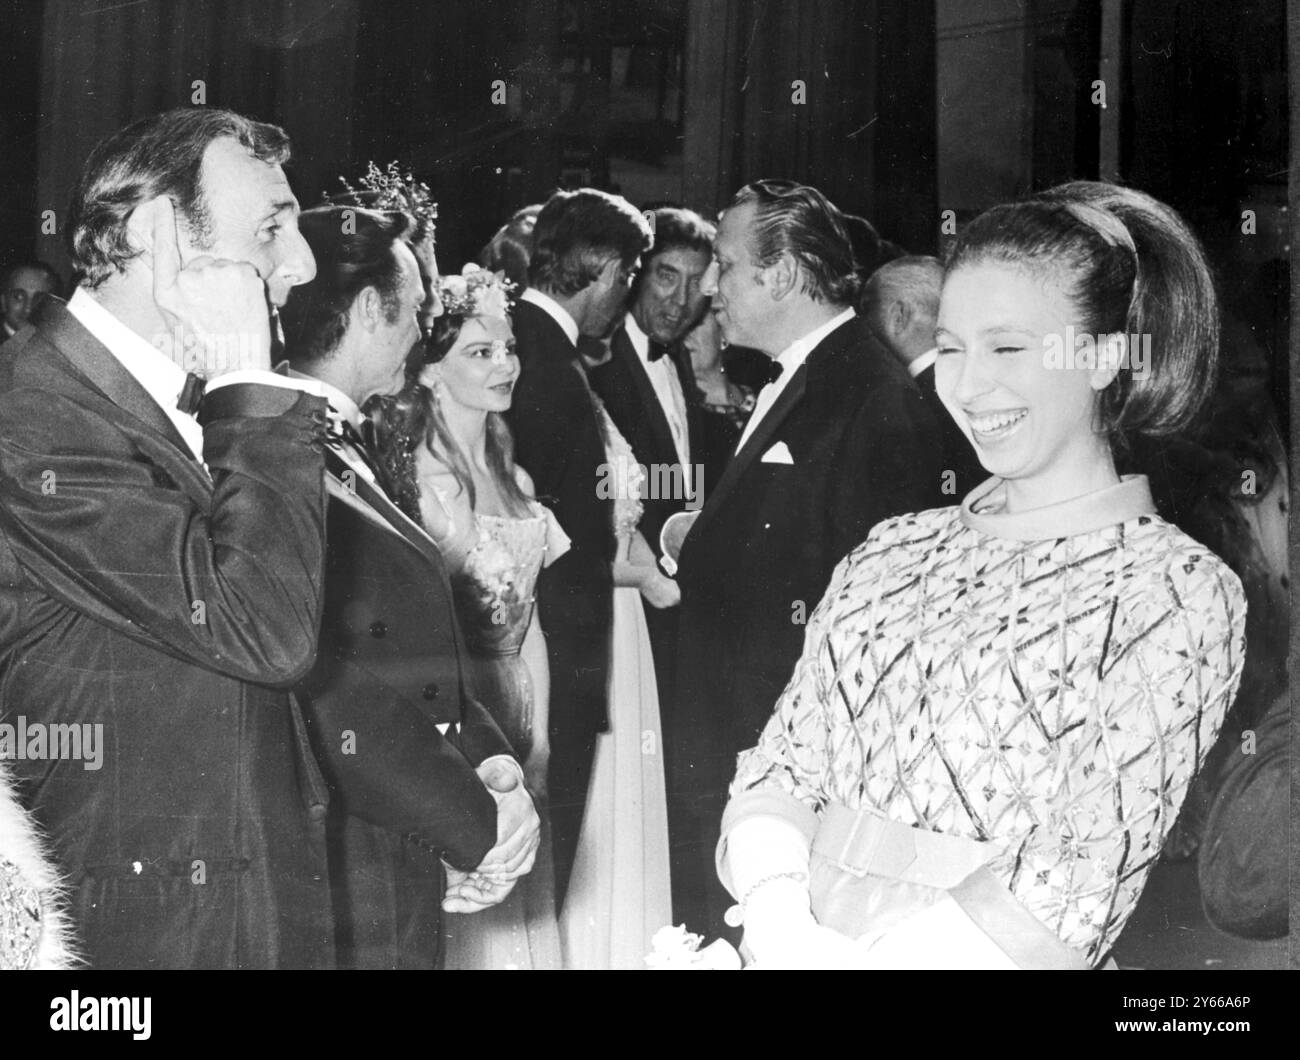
[443,758,541,914]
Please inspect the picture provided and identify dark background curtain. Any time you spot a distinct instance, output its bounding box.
[34,0,360,278]
[684,0,937,252]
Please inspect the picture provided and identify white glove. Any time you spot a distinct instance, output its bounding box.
[723,816,870,970]
[740,877,872,970]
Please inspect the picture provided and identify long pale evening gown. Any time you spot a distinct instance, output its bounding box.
[439,496,570,970]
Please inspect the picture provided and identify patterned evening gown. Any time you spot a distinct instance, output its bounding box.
[559,408,673,968]
[442,500,569,970]
[727,475,1246,966]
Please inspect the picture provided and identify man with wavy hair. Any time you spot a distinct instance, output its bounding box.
[668,180,946,938]
[0,107,331,968]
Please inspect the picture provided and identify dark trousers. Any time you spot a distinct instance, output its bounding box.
[666,787,738,944]
[547,710,598,909]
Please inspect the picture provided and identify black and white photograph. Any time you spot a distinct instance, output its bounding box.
[0,0,1291,1012]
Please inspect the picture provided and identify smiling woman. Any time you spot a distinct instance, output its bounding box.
[374,266,569,971]
[715,181,1247,970]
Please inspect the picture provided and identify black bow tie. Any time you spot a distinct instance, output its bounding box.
[176,372,206,415]
[648,340,674,363]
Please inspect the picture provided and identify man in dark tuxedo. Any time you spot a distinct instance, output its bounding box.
[0,108,334,968]
[670,180,947,937]
[862,255,986,500]
[504,188,652,904]
[589,205,713,776]
[278,205,539,969]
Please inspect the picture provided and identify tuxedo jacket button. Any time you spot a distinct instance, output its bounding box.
[422,683,439,700]
[308,803,327,823]
[369,620,387,638]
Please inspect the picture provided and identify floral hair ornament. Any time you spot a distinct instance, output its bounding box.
[333,161,438,241]
[436,264,515,321]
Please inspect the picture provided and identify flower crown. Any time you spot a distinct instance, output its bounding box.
[437,264,515,320]
[334,161,438,237]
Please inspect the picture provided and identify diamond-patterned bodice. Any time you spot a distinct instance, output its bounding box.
[732,502,1246,961]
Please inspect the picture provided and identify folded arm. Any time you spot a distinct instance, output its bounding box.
[0,382,329,686]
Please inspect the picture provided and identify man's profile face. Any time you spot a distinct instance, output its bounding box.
[2,267,55,332]
[631,245,710,344]
[183,137,316,308]
[700,202,772,352]
[360,240,425,404]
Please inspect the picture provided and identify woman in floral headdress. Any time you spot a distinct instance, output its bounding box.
[377,264,568,970]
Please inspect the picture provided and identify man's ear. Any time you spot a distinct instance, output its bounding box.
[766,252,799,301]
[595,255,622,291]
[125,196,173,267]
[356,285,383,333]
[886,299,912,342]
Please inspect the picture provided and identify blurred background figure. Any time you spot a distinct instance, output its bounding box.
[679,309,755,496]
[0,260,60,345]
[841,211,904,286]
[861,255,985,500]
[479,203,542,291]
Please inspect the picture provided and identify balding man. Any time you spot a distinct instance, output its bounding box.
[862,255,985,500]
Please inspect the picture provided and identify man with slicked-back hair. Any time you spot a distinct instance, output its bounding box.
[669,180,946,938]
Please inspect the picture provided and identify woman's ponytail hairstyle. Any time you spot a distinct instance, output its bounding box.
[946,180,1219,441]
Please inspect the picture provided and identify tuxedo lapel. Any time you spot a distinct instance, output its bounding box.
[323,446,444,566]
[613,326,677,464]
[688,363,808,542]
[36,300,196,456]
[33,299,211,498]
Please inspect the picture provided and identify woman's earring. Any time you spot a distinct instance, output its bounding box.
[428,373,443,403]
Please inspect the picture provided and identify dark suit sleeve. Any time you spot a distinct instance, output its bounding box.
[0,382,329,687]
[830,380,946,555]
[505,354,581,503]
[296,680,501,871]
[457,694,516,766]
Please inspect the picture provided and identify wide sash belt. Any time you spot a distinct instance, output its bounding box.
[809,803,1093,970]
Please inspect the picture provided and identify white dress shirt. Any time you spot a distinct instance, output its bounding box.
[67,287,311,469]
[908,347,939,379]
[734,307,855,454]
[519,287,579,347]
[623,313,690,472]
[67,288,208,463]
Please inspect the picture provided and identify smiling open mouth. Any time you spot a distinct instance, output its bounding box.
[967,408,1028,439]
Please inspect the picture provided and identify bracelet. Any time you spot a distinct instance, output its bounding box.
[723,870,809,928]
